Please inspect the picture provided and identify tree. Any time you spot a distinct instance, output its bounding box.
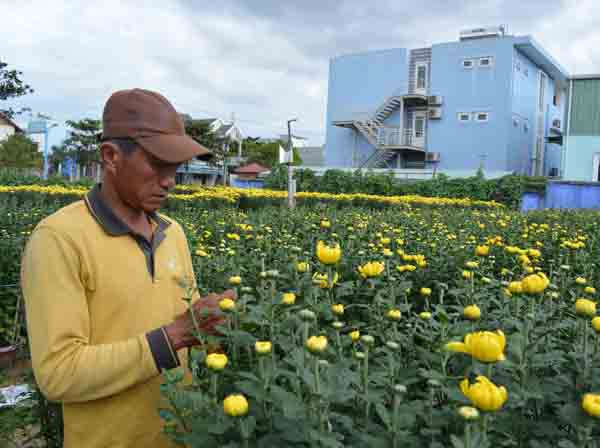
[0,60,34,118]
[242,138,303,168]
[62,119,102,180]
[0,133,42,169]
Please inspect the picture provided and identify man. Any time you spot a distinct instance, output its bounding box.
[21,88,234,447]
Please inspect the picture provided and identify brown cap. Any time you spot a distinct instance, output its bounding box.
[102,88,212,163]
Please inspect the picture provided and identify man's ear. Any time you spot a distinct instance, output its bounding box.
[99,142,120,175]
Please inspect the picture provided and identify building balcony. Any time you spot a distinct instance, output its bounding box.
[377,127,426,151]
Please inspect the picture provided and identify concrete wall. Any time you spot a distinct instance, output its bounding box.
[563,136,600,181]
[324,48,409,167]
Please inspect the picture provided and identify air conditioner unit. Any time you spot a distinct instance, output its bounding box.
[428,108,442,119]
[426,152,441,162]
[552,119,562,129]
[428,95,443,105]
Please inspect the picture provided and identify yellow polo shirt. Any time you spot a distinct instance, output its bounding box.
[21,184,195,447]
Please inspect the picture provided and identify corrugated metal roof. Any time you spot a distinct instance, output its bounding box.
[569,78,600,136]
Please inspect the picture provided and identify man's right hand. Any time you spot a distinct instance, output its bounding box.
[164,289,236,350]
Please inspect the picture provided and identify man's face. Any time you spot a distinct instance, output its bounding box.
[114,145,180,213]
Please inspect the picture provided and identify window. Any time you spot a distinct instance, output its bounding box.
[479,57,494,67]
[475,112,489,122]
[524,68,529,77]
[524,122,529,133]
[513,117,520,127]
[458,112,471,122]
[515,61,521,72]
[462,59,474,69]
[414,115,425,138]
[416,63,428,91]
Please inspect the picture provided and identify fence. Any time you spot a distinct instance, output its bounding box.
[521,180,600,211]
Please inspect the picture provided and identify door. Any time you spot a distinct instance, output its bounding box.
[412,112,426,148]
[415,63,428,95]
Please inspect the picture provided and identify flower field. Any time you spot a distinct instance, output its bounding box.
[1,186,600,447]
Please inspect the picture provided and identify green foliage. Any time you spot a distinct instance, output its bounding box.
[243,139,303,168]
[61,118,102,167]
[0,60,34,117]
[264,168,533,208]
[0,134,42,169]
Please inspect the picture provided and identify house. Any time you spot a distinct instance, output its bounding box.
[325,26,569,178]
[230,162,269,189]
[563,75,600,182]
[0,112,23,141]
[188,117,244,156]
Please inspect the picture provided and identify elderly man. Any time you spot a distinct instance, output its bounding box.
[21,89,233,447]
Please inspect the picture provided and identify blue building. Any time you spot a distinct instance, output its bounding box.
[325,26,569,177]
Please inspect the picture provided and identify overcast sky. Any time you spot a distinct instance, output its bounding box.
[2,0,599,146]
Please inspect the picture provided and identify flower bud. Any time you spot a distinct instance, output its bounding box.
[386,341,400,350]
[458,406,480,420]
[299,309,316,321]
[219,298,236,312]
[331,304,345,316]
[355,351,365,360]
[332,321,344,330]
[393,384,407,395]
[349,330,360,342]
[255,341,272,355]
[281,292,296,306]
[360,335,375,346]
[206,353,228,371]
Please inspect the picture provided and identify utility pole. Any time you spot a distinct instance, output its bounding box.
[286,118,297,209]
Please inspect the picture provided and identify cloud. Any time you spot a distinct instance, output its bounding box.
[1,0,598,147]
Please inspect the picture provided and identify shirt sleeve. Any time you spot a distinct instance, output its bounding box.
[20,226,164,404]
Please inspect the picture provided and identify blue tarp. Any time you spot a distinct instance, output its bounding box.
[521,181,600,211]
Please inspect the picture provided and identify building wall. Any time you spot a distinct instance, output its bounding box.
[0,124,16,141]
[564,78,600,181]
[324,48,409,167]
[428,37,514,172]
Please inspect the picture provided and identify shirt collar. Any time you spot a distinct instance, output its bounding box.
[85,183,171,237]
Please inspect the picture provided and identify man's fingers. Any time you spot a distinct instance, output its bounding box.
[219,289,237,300]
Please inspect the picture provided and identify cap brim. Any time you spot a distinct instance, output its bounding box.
[135,134,212,164]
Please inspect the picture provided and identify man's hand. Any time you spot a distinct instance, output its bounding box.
[164,289,236,350]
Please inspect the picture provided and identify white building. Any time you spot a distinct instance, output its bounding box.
[0,113,23,141]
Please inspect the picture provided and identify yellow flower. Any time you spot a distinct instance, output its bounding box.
[195,249,208,257]
[527,248,541,258]
[576,277,587,285]
[281,292,296,306]
[519,254,531,266]
[419,311,432,320]
[382,248,394,257]
[592,317,600,333]
[316,241,341,265]
[420,287,432,297]
[397,264,416,273]
[331,304,345,315]
[521,273,549,294]
[223,394,249,417]
[305,335,328,353]
[320,219,331,229]
[575,298,597,317]
[465,261,479,269]
[297,262,309,273]
[508,281,523,294]
[446,330,506,363]
[312,271,339,289]
[229,276,242,286]
[350,330,360,342]
[582,393,600,417]
[460,376,507,412]
[255,341,272,355]
[475,245,490,256]
[585,286,596,295]
[463,270,473,279]
[219,298,236,312]
[226,233,240,241]
[358,261,385,278]
[386,309,402,321]
[206,353,228,371]
[463,305,481,321]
